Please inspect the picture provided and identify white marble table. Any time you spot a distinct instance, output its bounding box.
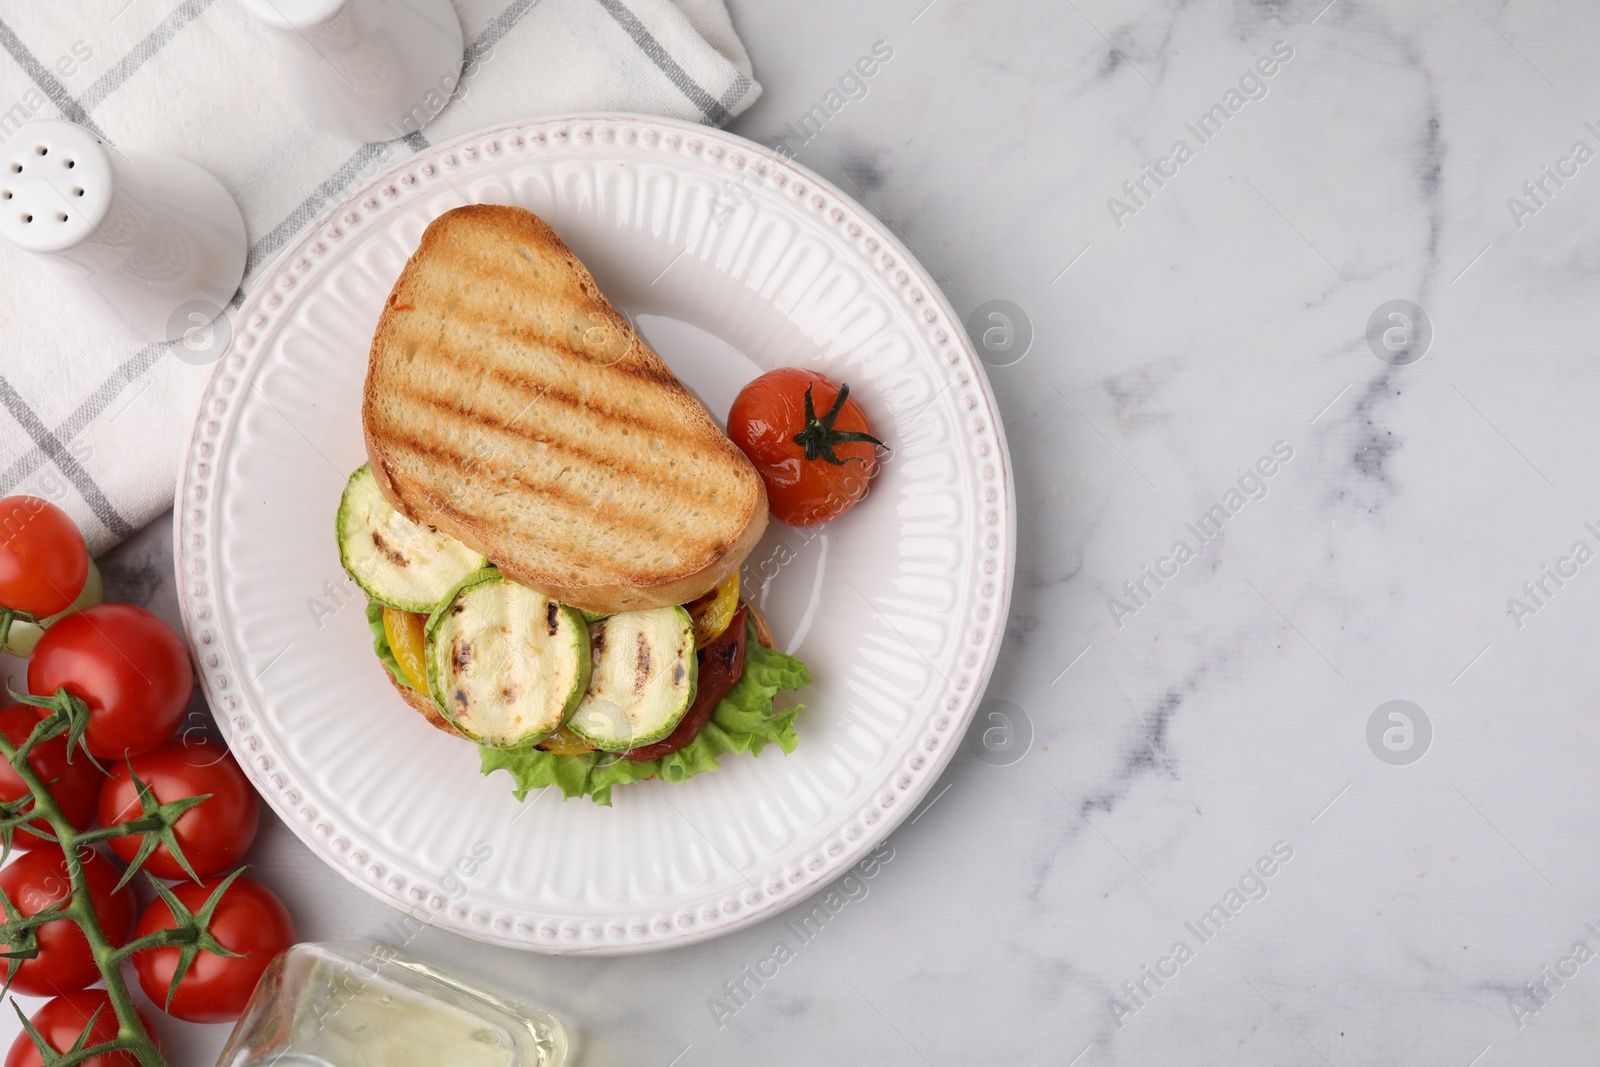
[12,0,1600,1063]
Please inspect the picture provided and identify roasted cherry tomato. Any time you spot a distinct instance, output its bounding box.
[4,989,155,1067]
[28,605,193,759]
[0,497,88,619]
[0,847,136,998]
[727,369,883,527]
[98,737,260,881]
[0,704,103,850]
[625,606,748,761]
[131,875,294,1023]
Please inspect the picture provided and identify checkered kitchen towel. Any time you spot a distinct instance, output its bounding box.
[0,0,760,555]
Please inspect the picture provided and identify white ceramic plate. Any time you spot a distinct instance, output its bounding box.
[175,115,1013,954]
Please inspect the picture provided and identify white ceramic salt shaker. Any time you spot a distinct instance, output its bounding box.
[0,121,246,345]
[240,0,466,143]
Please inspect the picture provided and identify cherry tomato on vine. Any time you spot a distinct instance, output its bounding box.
[98,738,260,880]
[727,368,884,527]
[0,497,88,619]
[131,875,294,1024]
[28,605,193,759]
[0,704,104,851]
[0,847,136,998]
[3,989,155,1067]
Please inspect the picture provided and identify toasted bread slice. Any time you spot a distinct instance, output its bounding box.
[386,670,466,738]
[363,205,768,614]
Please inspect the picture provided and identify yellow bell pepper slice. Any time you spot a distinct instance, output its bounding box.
[539,726,596,755]
[382,606,429,692]
[686,571,740,649]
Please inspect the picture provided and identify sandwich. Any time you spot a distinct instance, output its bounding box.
[336,204,810,805]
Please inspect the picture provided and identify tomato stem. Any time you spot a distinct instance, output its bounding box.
[791,382,886,466]
[72,820,155,845]
[4,687,102,772]
[0,610,34,651]
[106,928,184,966]
[0,722,168,1067]
[31,1038,128,1067]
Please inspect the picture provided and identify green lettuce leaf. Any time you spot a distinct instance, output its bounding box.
[480,619,812,806]
[366,599,421,692]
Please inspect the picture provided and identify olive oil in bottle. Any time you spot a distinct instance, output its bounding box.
[217,943,568,1067]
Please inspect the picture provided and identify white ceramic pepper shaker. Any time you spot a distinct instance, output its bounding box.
[0,121,246,345]
[239,0,466,144]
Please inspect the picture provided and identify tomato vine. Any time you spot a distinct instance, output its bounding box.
[0,689,237,1067]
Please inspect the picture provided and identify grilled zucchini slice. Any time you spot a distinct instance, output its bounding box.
[337,464,486,613]
[426,572,590,748]
[566,607,697,753]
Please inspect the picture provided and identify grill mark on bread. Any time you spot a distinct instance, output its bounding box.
[383,432,620,531]
[378,320,696,443]
[451,257,639,375]
[391,387,715,493]
[371,420,746,586]
[385,264,706,410]
[376,431,706,578]
[416,300,615,371]
[370,411,749,583]
[472,362,686,435]
[372,377,744,531]
[615,356,680,387]
[396,477,618,578]
[380,429,680,543]
[371,395,751,524]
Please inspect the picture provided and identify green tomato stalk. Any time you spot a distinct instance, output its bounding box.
[1,561,104,658]
[791,381,885,466]
[0,612,36,658]
[0,694,238,1067]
